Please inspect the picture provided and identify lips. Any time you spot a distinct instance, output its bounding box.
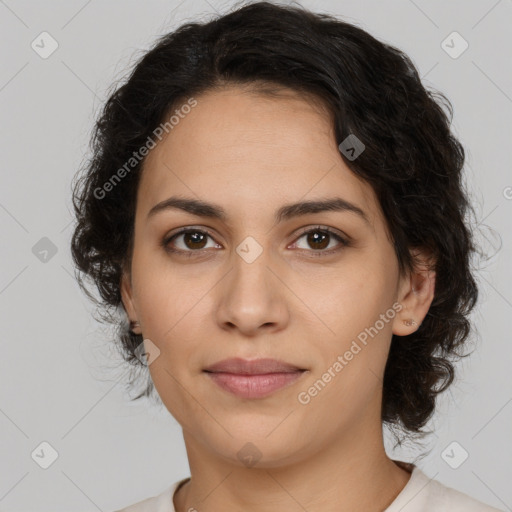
[203,357,305,375]
[203,358,307,399]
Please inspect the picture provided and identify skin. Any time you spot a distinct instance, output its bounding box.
[120,84,436,512]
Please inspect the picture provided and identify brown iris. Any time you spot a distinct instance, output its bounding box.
[306,230,330,250]
[183,231,208,250]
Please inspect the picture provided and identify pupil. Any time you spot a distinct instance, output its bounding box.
[308,231,329,250]
[185,232,207,249]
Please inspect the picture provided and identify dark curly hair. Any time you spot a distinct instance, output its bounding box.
[70,0,485,442]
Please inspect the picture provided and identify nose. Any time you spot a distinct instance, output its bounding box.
[215,247,290,337]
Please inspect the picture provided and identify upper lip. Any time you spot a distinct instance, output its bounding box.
[203,357,305,374]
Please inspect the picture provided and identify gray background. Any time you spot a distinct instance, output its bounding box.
[1,0,511,510]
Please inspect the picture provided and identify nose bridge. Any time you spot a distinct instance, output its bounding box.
[215,235,289,333]
[229,235,275,306]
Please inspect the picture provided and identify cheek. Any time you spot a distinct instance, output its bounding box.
[305,259,396,379]
[310,262,393,330]
[130,247,202,333]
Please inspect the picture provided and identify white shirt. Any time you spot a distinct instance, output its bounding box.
[114,463,504,512]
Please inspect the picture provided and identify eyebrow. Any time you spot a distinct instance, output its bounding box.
[147,196,370,226]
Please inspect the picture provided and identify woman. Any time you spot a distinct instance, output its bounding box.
[70,2,503,511]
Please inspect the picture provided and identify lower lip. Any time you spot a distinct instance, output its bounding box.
[204,371,305,399]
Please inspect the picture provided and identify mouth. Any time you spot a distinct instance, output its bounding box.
[202,358,308,399]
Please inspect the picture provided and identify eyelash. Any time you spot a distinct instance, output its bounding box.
[161,225,350,258]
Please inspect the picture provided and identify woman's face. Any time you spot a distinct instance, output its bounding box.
[121,85,425,467]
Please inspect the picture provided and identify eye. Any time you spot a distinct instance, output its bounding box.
[162,225,350,258]
[162,228,220,256]
[290,226,349,256]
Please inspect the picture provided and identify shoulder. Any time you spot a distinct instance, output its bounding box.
[388,464,504,512]
[426,476,504,512]
[112,486,173,512]
[112,477,189,512]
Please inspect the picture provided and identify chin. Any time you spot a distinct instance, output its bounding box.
[204,430,312,469]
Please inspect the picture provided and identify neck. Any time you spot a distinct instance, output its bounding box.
[173,408,412,512]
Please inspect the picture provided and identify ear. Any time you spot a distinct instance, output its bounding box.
[120,269,141,335]
[392,247,436,336]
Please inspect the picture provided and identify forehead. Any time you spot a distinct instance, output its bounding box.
[137,85,382,230]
